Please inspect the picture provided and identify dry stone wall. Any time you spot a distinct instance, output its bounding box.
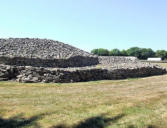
[0,64,165,83]
[0,56,98,68]
[98,56,138,65]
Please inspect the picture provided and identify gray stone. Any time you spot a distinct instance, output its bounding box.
[0,63,165,83]
[0,38,166,83]
[0,38,98,68]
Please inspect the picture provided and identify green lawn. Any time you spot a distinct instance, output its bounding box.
[0,63,167,128]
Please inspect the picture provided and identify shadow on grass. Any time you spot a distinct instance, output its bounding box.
[0,113,48,128]
[51,113,125,128]
[128,124,159,128]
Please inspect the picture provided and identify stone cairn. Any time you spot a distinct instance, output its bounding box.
[0,38,166,83]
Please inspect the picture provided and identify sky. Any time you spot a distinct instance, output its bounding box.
[0,0,167,52]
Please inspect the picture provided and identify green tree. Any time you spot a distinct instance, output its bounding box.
[126,47,142,59]
[97,48,109,56]
[140,48,155,59]
[91,49,98,55]
[109,49,121,56]
[121,49,128,56]
[155,50,167,60]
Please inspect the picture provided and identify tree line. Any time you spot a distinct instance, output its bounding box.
[91,47,167,60]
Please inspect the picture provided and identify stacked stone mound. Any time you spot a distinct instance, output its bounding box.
[0,38,98,67]
[0,38,166,83]
[0,64,166,83]
[98,56,138,65]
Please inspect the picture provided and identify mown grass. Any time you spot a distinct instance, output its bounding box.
[0,63,167,128]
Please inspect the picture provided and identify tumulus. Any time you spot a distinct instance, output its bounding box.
[0,38,166,83]
[0,38,98,67]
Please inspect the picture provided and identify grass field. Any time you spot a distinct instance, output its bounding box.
[0,63,167,128]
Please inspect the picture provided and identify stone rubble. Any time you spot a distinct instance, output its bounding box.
[0,38,166,83]
[0,38,98,67]
[0,63,165,83]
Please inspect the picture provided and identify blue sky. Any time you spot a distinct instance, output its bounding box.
[0,0,167,52]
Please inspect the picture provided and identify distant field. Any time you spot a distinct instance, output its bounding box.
[0,63,167,128]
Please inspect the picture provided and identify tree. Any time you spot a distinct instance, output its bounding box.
[109,49,121,56]
[155,50,167,60]
[140,48,155,59]
[97,48,109,56]
[91,49,98,55]
[121,49,128,56]
[126,47,142,59]
[91,47,167,59]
